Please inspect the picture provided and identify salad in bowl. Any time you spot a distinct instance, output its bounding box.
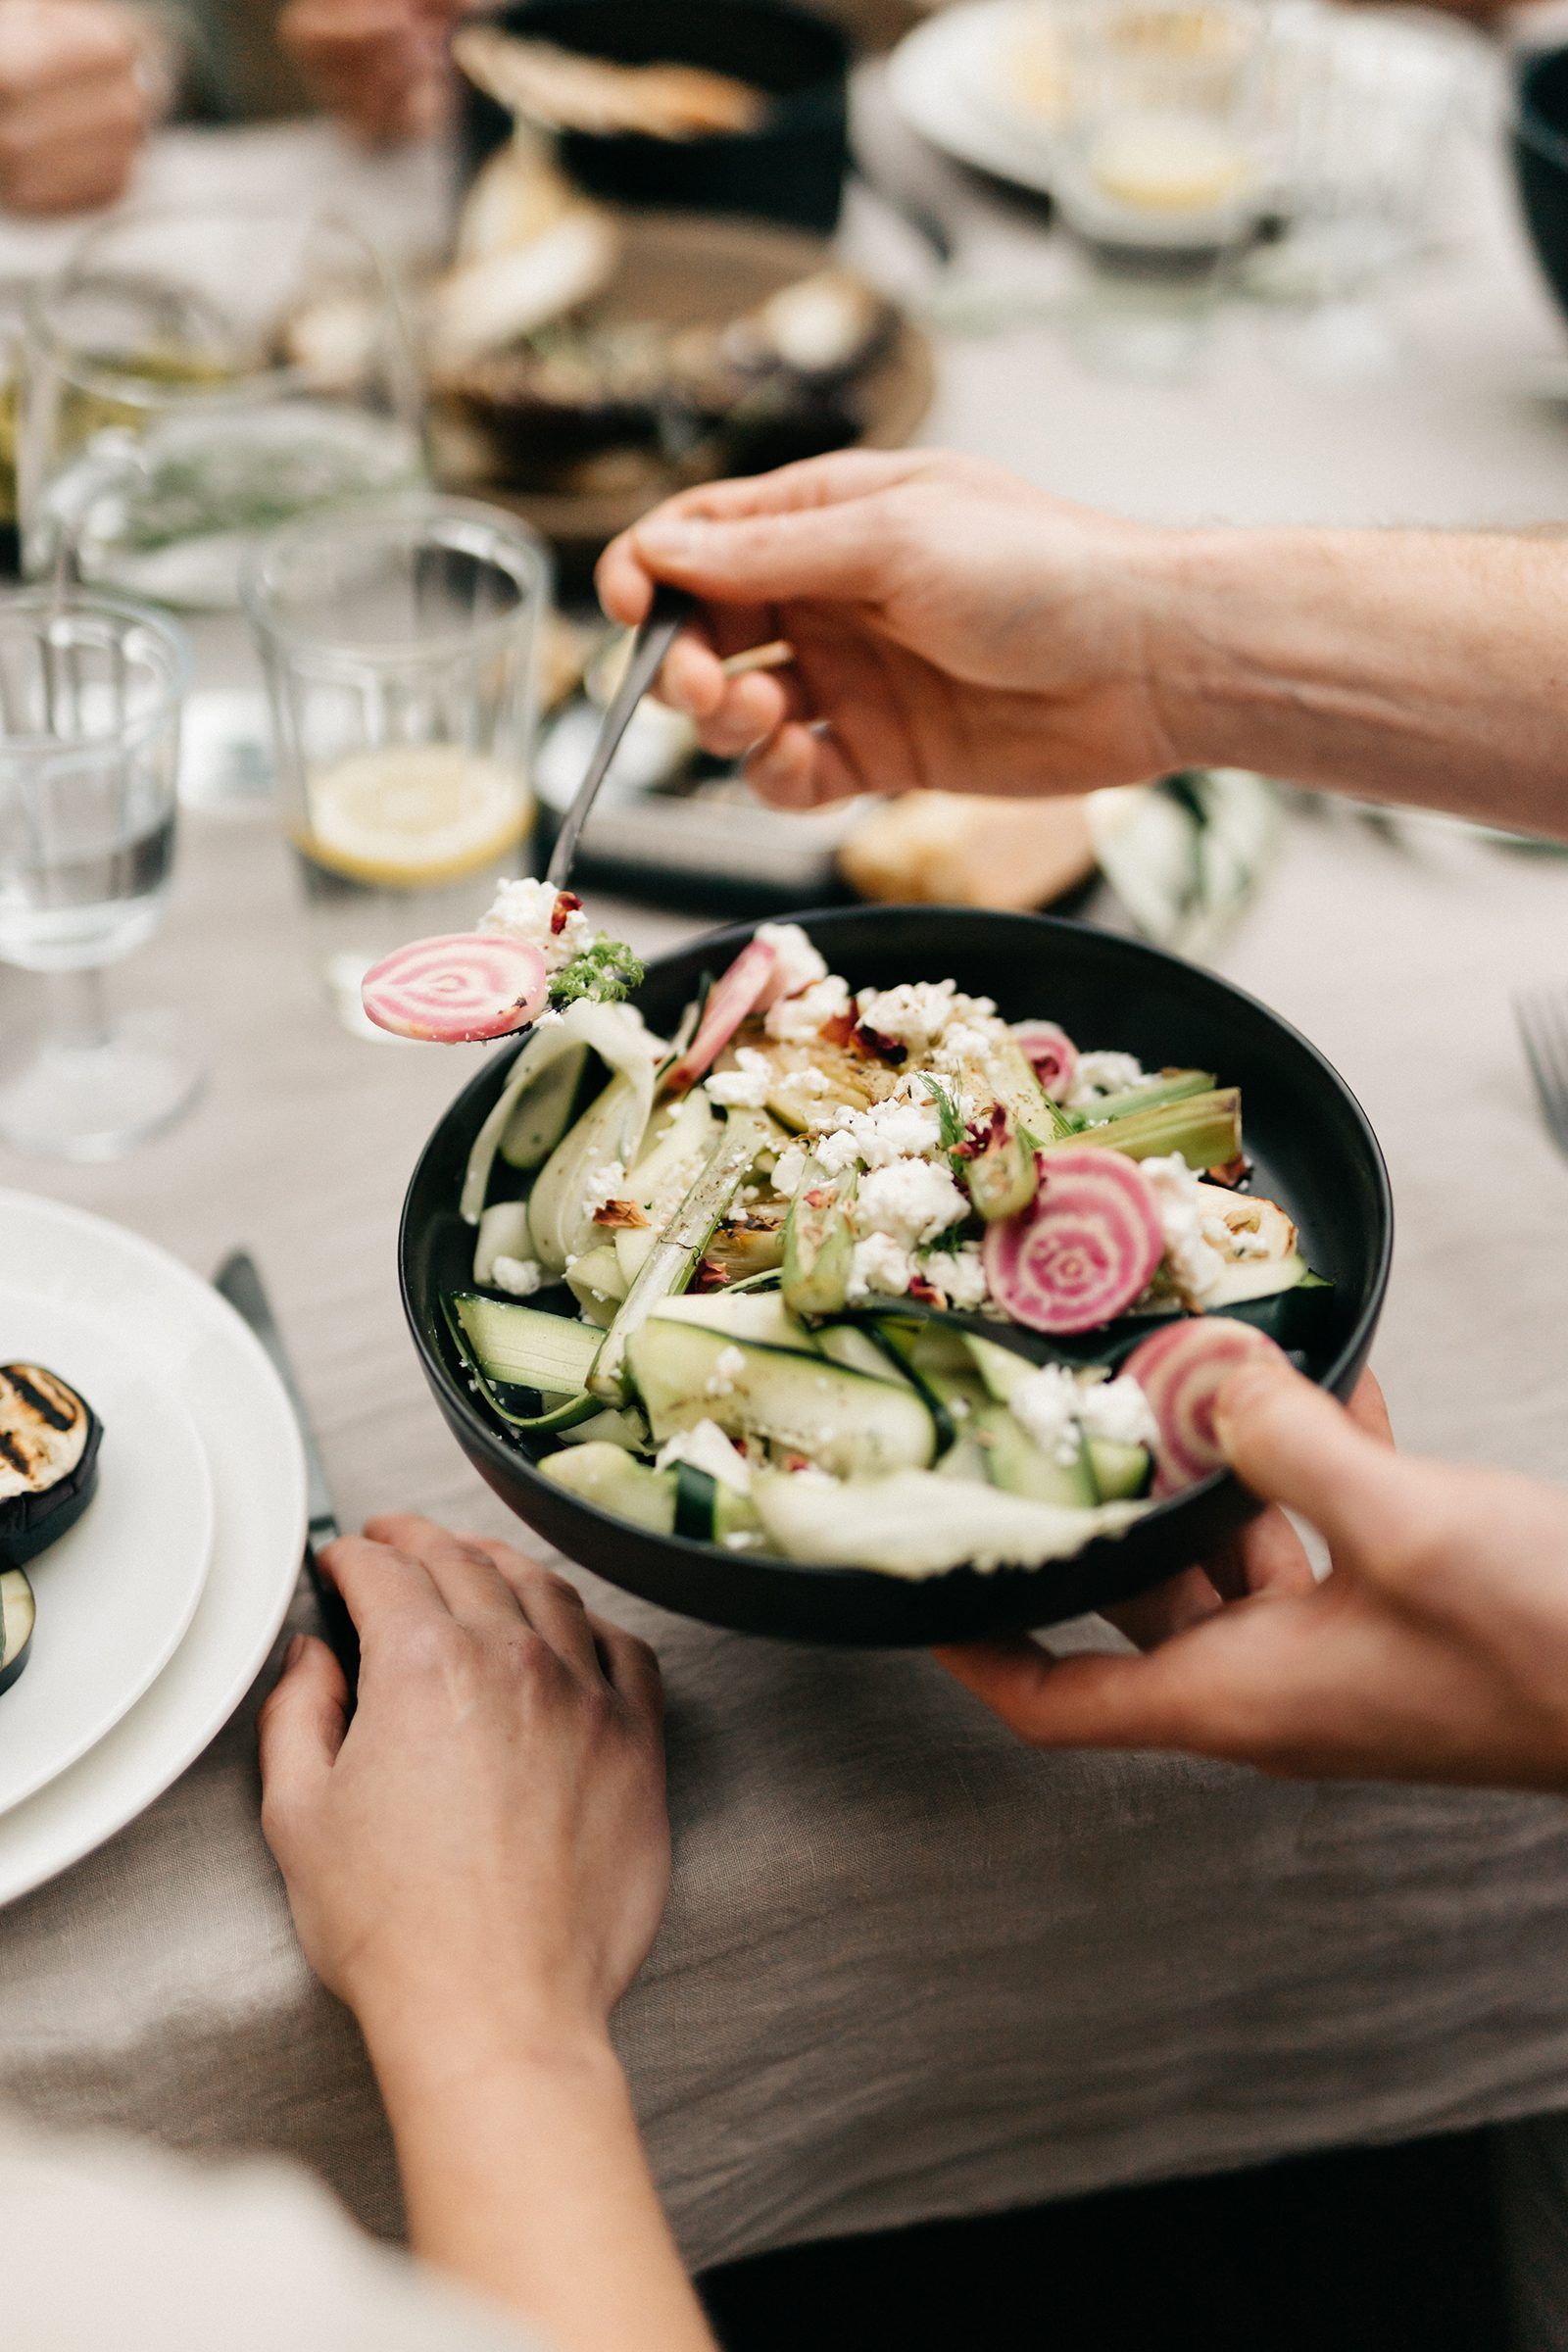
[387,887,1350,1597]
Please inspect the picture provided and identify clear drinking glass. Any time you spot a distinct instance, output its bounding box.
[0,594,200,1159]
[20,203,424,611]
[1053,0,1270,378]
[242,496,551,1035]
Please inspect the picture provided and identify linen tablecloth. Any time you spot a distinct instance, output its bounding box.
[6,96,1568,2283]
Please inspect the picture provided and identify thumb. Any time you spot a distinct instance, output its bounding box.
[1214,1361,1417,1560]
[257,1633,349,1819]
[632,502,885,607]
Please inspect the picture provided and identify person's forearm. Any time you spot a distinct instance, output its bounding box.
[367,2016,715,2352]
[1142,527,1568,837]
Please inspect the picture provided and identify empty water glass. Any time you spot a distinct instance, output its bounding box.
[242,496,550,1034]
[0,594,199,1159]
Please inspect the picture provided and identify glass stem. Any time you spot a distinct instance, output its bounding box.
[53,963,114,1053]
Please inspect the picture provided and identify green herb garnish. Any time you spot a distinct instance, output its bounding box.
[917,1072,967,1152]
[549,936,645,1006]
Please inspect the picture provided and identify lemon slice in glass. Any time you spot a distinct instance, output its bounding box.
[297,745,532,888]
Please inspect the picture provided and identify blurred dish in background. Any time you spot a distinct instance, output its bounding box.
[840,789,1097,906]
[458,0,852,236]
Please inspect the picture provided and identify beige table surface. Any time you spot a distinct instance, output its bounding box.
[6,96,1568,2283]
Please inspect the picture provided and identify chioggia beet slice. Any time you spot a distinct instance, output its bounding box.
[664,938,779,1091]
[1120,1316,1289,1494]
[982,1146,1163,1334]
[362,933,549,1043]
[1011,1019,1078,1101]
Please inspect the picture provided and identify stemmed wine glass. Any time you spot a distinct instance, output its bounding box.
[0,594,201,1159]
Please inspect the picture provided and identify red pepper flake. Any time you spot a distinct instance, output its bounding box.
[783,1452,813,1474]
[907,1272,943,1304]
[1206,1155,1250,1190]
[955,1104,1008,1162]
[550,889,583,935]
[803,1186,834,1209]
[591,1200,650,1229]
[693,1256,732,1291]
[819,1010,858,1050]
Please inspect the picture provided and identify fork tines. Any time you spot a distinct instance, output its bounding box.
[1515,987,1568,1157]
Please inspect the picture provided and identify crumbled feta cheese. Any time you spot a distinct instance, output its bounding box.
[1140,1151,1227,1302]
[755,921,828,1000]
[706,1344,747,1398]
[704,1046,774,1108]
[1066,1051,1146,1107]
[1077,1372,1157,1451]
[583,1158,627,1217]
[856,1156,967,1250]
[481,876,594,974]
[930,1016,1009,1082]
[816,1094,943,1173]
[770,1142,810,1199]
[764,973,851,1043]
[930,1243,988,1310]
[1008,1363,1086,1466]
[847,1231,915,1300]
[857,979,996,1054]
[656,1418,753,1493]
[490,1253,543,1298]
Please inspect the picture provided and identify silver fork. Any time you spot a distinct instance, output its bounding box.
[1515,987,1568,1157]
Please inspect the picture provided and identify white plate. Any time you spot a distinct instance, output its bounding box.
[888,0,1063,202]
[0,1290,214,1817]
[0,1194,305,1906]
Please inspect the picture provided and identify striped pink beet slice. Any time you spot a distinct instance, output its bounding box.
[1121,1316,1289,1494]
[1012,1019,1078,1101]
[361,932,549,1043]
[983,1146,1163,1334]
[664,937,779,1091]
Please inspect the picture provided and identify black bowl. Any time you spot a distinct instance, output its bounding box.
[1514,47,1568,329]
[459,0,851,236]
[400,906,1393,1646]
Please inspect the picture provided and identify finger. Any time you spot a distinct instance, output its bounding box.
[0,10,135,95]
[590,1616,664,1725]
[632,500,886,608]
[1102,1565,1223,1648]
[1348,1367,1395,1447]
[361,1511,520,1623]
[744,720,861,808]
[935,1622,1271,1758]
[450,1533,602,1677]
[1208,1504,1317,1601]
[258,1634,350,1821]
[631,449,928,530]
[692,669,790,760]
[318,1531,444,1639]
[1212,1361,1428,1561]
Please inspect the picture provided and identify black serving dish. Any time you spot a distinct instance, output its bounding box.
[459,0,851,236]
[1514,47,1568,330]
[401,906,1393,1647]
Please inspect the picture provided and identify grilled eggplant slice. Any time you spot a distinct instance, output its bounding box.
[0,1566,33,1693]
[0,1364,102,1568]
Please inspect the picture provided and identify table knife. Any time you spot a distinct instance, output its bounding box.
[213,1249,359,1688]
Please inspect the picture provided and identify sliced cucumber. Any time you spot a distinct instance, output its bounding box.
[975,1400,1097,1507]
[589,1112,773,1403]
[0,1566,34,1695]
[627,1091,716,1215]
[814,1320,899,1381]
[474,1199,534,1289]
[463,1001,654,1224]
[566,1244,628,1314]
[1204,1250,1313,1306]
[1047,1087,1241,1173]
[528,1072,649,1277]
[628,1319,936,1479]
[1087,1438,1152,1501]
[751,1467,1146,1577]
[552,1404,650,1451]
[499,1043,588,1170]
[655,1289,820,1351]
[963,1332,1033,1403]
[613,1226,659,1288]
[782,1162,855,1317]
[543,1443,678,1534]
[449,1293,602,1394]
